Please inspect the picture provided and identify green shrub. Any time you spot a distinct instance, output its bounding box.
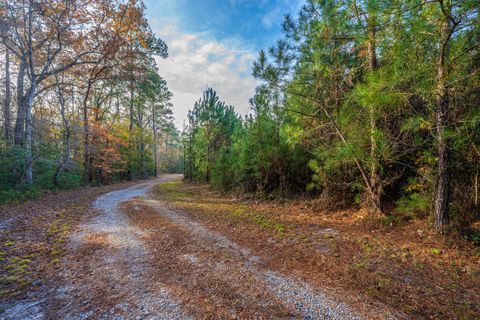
[0,189,21,204]
[0,187,42,205]
[396,192,429,216]
[56,172,83,190]
[0,144,85,204]
[0,146,24,190]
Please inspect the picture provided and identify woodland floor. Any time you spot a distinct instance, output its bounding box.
[0,175,479,319]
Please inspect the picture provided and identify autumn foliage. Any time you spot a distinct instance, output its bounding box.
[0,0,181,201]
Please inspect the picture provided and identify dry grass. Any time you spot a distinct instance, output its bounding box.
[152,181,480,320]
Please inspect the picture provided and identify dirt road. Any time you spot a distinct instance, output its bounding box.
[1,175,369,319]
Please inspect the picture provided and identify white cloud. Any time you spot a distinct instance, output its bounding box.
[262,7,281,28]
[153,22,258,127]
[262,0,304,28]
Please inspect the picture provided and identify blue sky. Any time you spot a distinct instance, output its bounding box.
[144,0,304,126]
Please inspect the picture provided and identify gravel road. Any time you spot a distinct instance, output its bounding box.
[1,175,372,320]
[53,175,191,320]
[1,175,190,320]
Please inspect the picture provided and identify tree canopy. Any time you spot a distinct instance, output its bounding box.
[0,0,182,201]
[183,0,480,232]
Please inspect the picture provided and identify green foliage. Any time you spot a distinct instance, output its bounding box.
[468,231,480,247]
[0,146,24,189]
[396,193,430,216]
[0,144,84,204]
[0,0,183,205]
[55,172,83,190]
[184,86,310,195]
[0,187,41,205]
[1,0,477,235]
[246,0,480,232]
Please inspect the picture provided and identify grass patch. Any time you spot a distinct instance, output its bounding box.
[157,181,290,235]
[232,209,287,233]
[154,181,193,200]
[0,240,33,297]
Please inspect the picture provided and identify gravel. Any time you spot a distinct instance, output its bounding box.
[0,299,46,320]
[1,175,191,320]
[145,199,366,320]
[261,271,360,320]
[56,175,191,320]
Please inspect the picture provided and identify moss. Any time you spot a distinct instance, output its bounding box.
[160,181,292,236]
[0,290,10,299]
[12,266,28,274]
[4,241,14,247]
[274,223,286,233]
[50,249,64,256]
[19,259,31,266]
[3,264,14,271]
[0,275,22,285]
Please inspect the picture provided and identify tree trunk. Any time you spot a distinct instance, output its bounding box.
[206,138,211,182]
[367,19,378,70]
[153,142,158,177]
[152,105,158,177]
[24,81,36,185]
[434,90,450,229]
[140,139,145,177]
[3,49,12,143]
[474,170,478,216]
[83,80,93,183]
[367,12,382,212]
[434,16,451,230]
[129,84,135,131]
[138,111,145,178]
[189,135,193,181]
[14,60,26,146]
[54,74,71,187]
[128,84,135,180]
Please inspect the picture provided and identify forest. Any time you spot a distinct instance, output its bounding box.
[183,0,480,234]
[0,0,479,231]
[0,0,480,319]
[0,0,183,204]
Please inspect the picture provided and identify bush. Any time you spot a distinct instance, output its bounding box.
[56,171,83,190]
[0,189,21,204]
[0,144,85,204]
[396,192,429,216]
[0,146,24,190]
[0,187,42,205]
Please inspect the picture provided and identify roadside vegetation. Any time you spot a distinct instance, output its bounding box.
[183,1,480,238]
[0,0,183,205]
